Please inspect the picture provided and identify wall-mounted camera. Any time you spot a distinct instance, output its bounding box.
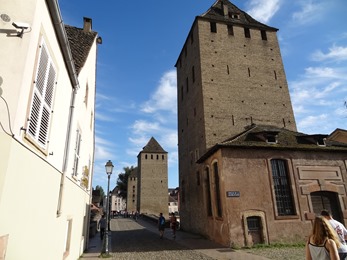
[12,22,30,38]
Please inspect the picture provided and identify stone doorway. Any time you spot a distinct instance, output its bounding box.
[311,191,343,223]
[247,216,263,245]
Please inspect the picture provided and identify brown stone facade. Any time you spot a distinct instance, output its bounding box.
[175,0,347,247]
[199,147,347,247]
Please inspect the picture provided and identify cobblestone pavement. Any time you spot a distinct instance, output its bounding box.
[109,218,214,260]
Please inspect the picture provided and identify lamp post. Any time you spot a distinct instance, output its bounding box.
[101,160,114,256]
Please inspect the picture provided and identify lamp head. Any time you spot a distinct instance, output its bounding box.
[105,160,114,175]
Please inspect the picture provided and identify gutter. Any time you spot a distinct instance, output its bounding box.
[45,0,80,217]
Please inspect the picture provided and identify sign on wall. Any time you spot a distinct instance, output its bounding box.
[226,191,240,197]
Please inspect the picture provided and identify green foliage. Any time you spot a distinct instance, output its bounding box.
[243,242,305,250]
[116,166,135,199]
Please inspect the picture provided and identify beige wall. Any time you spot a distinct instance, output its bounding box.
[0,0,97,259]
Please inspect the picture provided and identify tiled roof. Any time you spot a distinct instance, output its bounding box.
[200,0,277,31]
[197,124,347,163]
[141,137,167,153]
[65,25,97,75]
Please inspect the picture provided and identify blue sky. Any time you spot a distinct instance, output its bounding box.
[59,0,347,192]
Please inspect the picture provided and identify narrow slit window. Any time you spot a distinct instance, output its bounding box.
[261,30,267,41]
[192,66,195,83]
[228,25,234,36]
[274,70,277,80]
[210,22,217,33]
[244,28,251,38]
[248,67,251,77]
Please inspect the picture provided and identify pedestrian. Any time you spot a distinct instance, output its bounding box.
[170,212,177,239]
[321,209,347,260]
[306,216,340,260]
[98,215,107,240]
[158,213,165,239]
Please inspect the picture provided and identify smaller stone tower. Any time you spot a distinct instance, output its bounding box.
[137,137,168,216]
[126,167,138,213]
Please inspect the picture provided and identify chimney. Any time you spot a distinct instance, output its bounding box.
[83,17,92,32]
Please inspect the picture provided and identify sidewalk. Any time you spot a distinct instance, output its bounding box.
[81,217,269,260]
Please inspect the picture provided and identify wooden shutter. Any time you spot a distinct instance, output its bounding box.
[27,40,56,149]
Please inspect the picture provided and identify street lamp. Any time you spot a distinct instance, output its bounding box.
[101,160,114,256]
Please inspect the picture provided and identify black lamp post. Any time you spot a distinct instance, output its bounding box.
[101,160,114,256]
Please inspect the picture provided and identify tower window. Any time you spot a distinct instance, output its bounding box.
[261,30,267,41]
[186,77,189,92]
[244,28,251,38]
[192,66,195,83]
[228,25,234,36]
[210,22,217,33]
[274,70,277,80]
[181,85,184,100]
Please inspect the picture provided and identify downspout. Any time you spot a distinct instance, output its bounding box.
[45,0,80,217]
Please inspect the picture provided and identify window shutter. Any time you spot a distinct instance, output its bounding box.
[27,40,56,149]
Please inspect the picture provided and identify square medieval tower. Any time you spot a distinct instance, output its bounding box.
[137,137,168,216]
[175,0,297,231]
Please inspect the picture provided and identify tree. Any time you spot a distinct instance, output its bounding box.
[95,185,105,206]
[116,166,135,199]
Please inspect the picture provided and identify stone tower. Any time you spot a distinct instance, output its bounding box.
[175,0,297,231]
[137,137,168,216]
[126,167,138,213]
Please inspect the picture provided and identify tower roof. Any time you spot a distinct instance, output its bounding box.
[199,0,278,31]
[141,137,167,153]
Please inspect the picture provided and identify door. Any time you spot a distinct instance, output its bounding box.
[247,216,263,245]
[311,191,343,223]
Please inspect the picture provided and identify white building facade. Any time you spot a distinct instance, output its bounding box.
[0,0,100,259]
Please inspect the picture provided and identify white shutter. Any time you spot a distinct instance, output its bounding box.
[27,39,56,149]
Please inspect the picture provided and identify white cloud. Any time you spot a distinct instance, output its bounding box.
[292,0,324,25]
[246,0,281,23]
[141,70,177,114]
[95,111,114,122]
[304,67,341,79]
[311,45,347,62]
[297,114,327,130]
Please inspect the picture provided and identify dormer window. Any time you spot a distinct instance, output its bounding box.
[266,134,277,144]
[317,138,326,146]
[229,12,240,19]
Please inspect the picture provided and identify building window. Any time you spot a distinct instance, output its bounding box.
[162,155,165,160]
[27,38,57,150]
[145,154,148,159]
[271,159,295,216]
[186,77,189,92]
[244,28,251,38]
[205,167,212,216]
[84,83,89,107]
[213,162,222,217]
[151,154,153,159]
[181,85,184,100]
[72,129,82,177]
[228,25,234,36]
[274,70,277,80]
[192,66,195,83]
[210,22,217,33]
[156,154,159,160]
[196,171,200,186]
[261,30,267,41]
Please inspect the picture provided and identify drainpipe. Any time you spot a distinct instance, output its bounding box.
[45,0,80,217]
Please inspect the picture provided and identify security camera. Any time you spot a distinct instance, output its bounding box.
[12,22,30,29]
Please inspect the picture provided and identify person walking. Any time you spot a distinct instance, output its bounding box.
[306,216,340,260]
[321,209,347,260]
[98,215,107,240]
[158,213,165,239]
[170,213,177,239]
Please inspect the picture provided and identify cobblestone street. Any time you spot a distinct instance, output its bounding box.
[109,217,215,260]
